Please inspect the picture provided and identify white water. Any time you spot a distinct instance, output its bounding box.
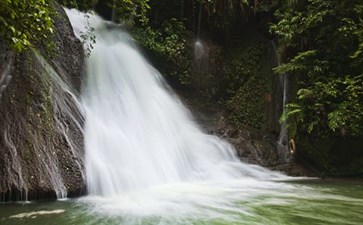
[271,41,290,162]
[65,9,299,219]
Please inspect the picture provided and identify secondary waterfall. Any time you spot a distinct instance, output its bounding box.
[65,9,295,219]
[271,41,291,163]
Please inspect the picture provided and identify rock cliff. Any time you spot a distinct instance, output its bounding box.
[0,4,85,201]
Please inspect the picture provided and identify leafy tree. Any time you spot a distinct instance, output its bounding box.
[132,18,192,84]
[0,0,151,52]
[272,0,363,138]
[0,0,54,51]
[110,0,150,25]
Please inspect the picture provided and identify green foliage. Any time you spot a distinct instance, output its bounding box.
[0,0,54,52]
[227,76,267,130]
[199,0,278,30]
[282,76,363,137]
[273,0,363,137]
[225,43,264,93]
[75,0,99,11]
[109,0,150,26]
[201,0,277,14]
[225,42,269,130]
[132,18,192,84]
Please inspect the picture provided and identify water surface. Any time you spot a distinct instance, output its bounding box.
[1,180,362,225]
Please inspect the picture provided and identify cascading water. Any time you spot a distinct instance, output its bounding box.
[0,52,14,102]
[65,9,300,221]
[277,74,289,153]
[271,41,291,163]
[193,5,209,89]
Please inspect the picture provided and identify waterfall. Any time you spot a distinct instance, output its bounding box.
[194,6,207,89]
[194,40,206,72]
[65,9,293,217]
[194,2,203,60]
[277,73,289,156]
[271,41,290,163]
[197,4,202,39]
[0,52,14,102]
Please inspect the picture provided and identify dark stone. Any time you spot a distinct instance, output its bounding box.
[0,4,85,201]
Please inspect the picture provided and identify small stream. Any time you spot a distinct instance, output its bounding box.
[1,180,362,225]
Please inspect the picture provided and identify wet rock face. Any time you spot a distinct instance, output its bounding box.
[48,3,84,90]
[0,5,85,201]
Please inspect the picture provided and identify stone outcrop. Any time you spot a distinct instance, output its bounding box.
[0,4,85,201]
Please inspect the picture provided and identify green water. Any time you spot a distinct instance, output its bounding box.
[1,180,362,225]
